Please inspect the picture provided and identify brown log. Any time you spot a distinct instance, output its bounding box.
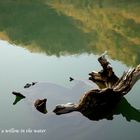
[89,52,119,88]
[53,52,140,121]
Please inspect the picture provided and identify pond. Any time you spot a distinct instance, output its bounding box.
[0,0,140,140]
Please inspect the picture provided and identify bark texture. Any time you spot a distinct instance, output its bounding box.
[53,52,140,121]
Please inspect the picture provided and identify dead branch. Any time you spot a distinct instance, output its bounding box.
[53,52,140,121]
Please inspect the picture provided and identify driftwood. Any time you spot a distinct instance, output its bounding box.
[53,53,140,121]
[34,98,47,114]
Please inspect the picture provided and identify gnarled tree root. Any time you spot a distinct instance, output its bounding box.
[53,52,140,121]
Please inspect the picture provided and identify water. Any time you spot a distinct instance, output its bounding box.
[0,0,140,140]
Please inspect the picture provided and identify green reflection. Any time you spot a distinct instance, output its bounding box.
[12,91,26,105]
[0,0,140,65]
[115,98,140,122]
[0,0,94,56]
[81,97,140,122]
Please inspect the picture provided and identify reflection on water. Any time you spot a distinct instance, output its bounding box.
[81,97,140,122]
[0,0,140,65]
[0,39,140,140]
[115,98,140,122]
[0,1,140,140]
[12,82,140,122]
[11,80,94,111]
[12,91,26,105]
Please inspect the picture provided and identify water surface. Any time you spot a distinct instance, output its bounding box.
[0,0,140,140]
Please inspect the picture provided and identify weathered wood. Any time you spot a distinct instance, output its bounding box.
[53,53,140,120]
[89,52,119,88]
[34,99,47,114]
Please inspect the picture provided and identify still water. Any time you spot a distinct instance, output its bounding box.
[0,0,140,140]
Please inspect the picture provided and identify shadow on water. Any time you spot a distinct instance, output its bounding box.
[0,0,140,65]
